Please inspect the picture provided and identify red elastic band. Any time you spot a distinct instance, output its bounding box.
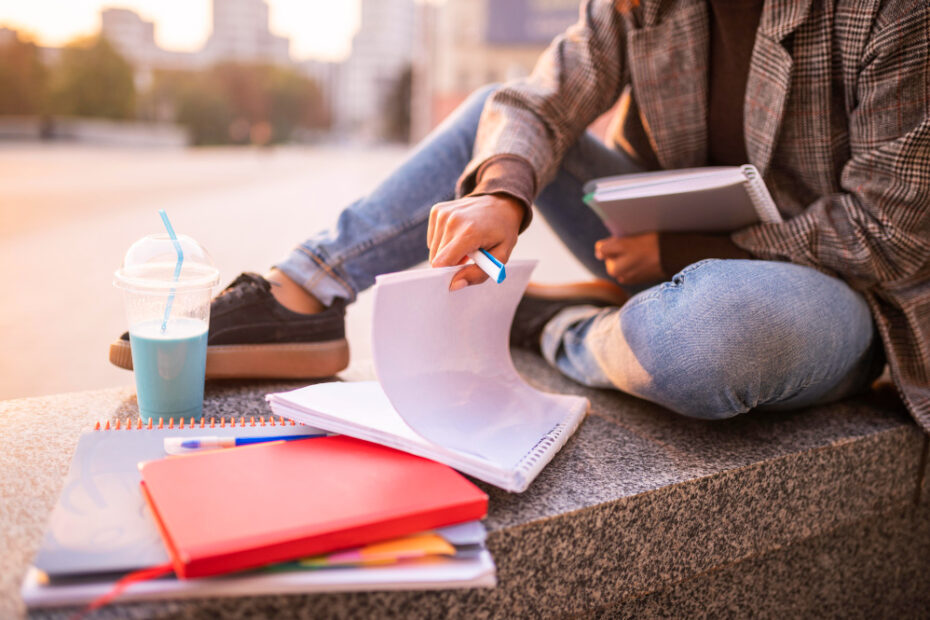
[71,563,174,620]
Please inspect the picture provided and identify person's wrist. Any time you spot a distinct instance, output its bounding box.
[493,194,527,233]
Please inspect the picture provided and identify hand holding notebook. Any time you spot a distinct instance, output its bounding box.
[583,165,783,237]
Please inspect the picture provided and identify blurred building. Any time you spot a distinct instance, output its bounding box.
[0,25,18,46]
[100,8,159,67]
[203,0,290,66]
[0,25,61,68]
[334,0,416,139]
[100,8,201,83]
[100,8,204,92]
[410,0,579,141]
[100,0,291,74]
[301,59,340,124]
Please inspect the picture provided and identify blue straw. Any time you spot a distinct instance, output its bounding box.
[158,209,183,332]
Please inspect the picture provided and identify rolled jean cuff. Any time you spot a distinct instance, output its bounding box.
[275,245,357,307]
[540,305,615,389]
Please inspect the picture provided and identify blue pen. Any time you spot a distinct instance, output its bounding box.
[467,248,506,283]
[163,434,325,455]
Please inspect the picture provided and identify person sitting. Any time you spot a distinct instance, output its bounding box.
[110,0,930,427]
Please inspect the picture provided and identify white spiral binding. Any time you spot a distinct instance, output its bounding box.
[740,164,782,223]
[516,422,568,473]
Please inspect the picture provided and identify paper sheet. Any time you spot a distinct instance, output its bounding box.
[267,259,589,489]
[371,260,578,470]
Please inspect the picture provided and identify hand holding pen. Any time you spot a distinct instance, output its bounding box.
[426,194,523,291]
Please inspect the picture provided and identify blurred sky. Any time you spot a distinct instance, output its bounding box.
[0,0,361,61]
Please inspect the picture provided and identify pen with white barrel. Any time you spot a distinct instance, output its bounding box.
[466,248,506,283]
[163,434,325,455]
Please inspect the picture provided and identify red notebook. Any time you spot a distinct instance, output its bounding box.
[139,435,488,579]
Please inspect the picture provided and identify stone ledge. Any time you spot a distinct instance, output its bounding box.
[606,502,930,618]
[3,351,928,618]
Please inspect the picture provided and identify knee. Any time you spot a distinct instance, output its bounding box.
[616,260,860,420]
[637,342,758,421]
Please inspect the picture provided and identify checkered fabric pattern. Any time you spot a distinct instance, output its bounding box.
[458,0,930,431]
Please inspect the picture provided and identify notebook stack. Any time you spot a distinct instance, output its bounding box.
[22,423,494,608]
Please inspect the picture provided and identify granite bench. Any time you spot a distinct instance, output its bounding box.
[2,350,929,618]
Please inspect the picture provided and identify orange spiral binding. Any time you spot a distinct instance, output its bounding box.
[92,414,305,430]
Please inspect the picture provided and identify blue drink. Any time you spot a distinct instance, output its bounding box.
[129,317,208,422]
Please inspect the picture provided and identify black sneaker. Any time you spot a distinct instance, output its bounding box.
[108,273,349,379]
[510,280,629,354]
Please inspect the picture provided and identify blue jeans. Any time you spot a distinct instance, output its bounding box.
[277,85,882,419]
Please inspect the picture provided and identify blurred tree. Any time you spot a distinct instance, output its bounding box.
[141,70,229,145]
[264,65,326,142]
[214,62,267,137]
[0,33,46,115]
[148,63,326,145]
[177,86,234,146]
[46,36,135,119]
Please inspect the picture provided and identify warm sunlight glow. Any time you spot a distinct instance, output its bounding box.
[0,0,361,61]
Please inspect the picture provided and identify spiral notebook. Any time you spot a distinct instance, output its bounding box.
[583,164,783,236]
[267,261,589,493]
[31,417,326,580]
[23,419,495,608]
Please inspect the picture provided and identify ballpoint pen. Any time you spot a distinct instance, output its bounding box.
[466,248,506,283]
[163,434,325,455]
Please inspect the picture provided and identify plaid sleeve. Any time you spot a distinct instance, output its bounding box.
[733,6,930,290]
[457,0,630,199]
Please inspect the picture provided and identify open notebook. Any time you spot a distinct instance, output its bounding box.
[267,260,589,493]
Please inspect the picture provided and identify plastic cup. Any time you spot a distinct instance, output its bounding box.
[114,234,220,422]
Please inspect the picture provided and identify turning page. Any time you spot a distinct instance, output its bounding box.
[267,260,589,492]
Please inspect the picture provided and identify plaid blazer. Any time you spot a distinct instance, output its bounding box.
[459,0,930,431]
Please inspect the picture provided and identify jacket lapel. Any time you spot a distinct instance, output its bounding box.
[627,0,815,173]
[627,0,710,169]
[744,0,814,175]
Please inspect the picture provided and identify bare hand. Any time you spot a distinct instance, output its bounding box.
[427,195,524,290]
[595,233,663,285]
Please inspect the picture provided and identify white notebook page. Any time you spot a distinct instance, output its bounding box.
[267,260,589,491]
[371,261,579,469]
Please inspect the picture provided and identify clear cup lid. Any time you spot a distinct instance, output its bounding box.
[114,233,220,293]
